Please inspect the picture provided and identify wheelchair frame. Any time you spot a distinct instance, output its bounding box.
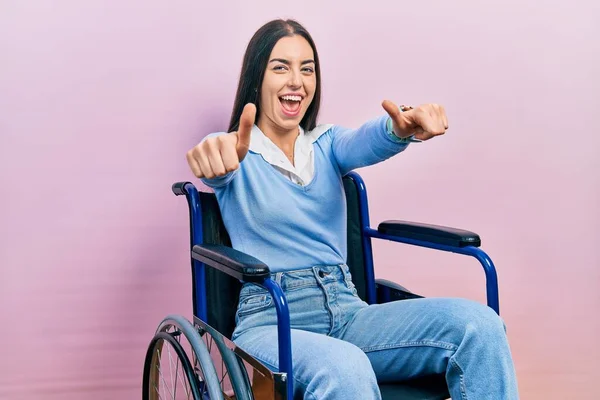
[158,171,500,400]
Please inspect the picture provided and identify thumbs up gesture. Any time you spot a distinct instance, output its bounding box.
[186,103,256,179]
[382,100,448,141]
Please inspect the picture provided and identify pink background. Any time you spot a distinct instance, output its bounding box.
[1,0,598,398]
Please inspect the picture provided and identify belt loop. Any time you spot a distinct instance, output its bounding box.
[274,272,283,286]
[340,264,351,282]
[311,266,320,279]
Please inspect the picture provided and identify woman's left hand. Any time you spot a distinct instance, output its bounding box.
[382,100,448,141]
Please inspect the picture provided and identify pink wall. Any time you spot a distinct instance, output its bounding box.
[1,1,598,398]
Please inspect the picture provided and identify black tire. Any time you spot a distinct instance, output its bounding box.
[143,331,202,400]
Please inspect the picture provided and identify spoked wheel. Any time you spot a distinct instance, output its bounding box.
[143,331,202,399]
[196,321,253,400]
[144,315,224,400]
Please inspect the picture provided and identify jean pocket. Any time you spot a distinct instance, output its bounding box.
[237,293,273,317]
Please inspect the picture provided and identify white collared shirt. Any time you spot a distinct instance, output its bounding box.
[249,124,333,186]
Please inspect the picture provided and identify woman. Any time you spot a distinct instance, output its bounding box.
[186,19,518,400]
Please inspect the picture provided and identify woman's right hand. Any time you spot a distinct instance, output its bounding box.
[186,103,256,179]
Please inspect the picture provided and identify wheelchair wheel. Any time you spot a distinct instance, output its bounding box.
[143,331,202,399]
[196,320,253,400]
[144,315,224,400]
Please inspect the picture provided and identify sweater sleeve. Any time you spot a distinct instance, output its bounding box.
[328,115,410,176]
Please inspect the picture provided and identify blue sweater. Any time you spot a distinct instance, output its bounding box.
[201,115,409,272]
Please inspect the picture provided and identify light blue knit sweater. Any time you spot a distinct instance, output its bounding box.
[201,115,409,272]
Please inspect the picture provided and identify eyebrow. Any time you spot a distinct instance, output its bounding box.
[269,58,315,65]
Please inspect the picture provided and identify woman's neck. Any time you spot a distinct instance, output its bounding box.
[257,118,300,164]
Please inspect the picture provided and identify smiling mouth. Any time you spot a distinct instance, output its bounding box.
[279,95,302,116]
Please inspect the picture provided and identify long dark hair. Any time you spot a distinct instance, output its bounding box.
[228,19,322,133]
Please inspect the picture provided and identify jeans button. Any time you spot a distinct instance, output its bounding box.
[318,270,325,278]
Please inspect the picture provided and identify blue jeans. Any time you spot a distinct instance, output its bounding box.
[231,265,518,399]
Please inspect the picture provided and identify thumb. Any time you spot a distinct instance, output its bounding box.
[381,99,401,121]
[381,99,414,138]
[235,103,256,160]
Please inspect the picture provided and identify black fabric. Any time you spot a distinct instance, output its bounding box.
[380,376,449,400]
[198,191,241,340]
[342,175,368,301]
[376,279,423,302]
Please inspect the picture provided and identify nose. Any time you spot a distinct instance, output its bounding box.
[288,68,302,88]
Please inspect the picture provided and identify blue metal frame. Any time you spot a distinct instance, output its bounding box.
[181,183,208,322]
[366,229,500,314]
[345,171,500,315]
[262,279,294,400]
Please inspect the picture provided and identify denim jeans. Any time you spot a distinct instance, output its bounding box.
[231,264,518,400]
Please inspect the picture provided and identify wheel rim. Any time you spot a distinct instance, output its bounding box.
[149,315,251,400]
[144,332,202,400]
[197,325,253,400]
[155,320,224,400]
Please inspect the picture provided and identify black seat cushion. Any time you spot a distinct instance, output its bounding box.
[380,375,449,399]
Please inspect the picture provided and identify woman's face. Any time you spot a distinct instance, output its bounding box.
[258,35,316,132]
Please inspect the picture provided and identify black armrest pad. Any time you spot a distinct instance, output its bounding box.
[378,220,481,248]
[192,244,271,282]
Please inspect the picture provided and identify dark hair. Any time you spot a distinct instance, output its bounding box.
[228,19,322,133]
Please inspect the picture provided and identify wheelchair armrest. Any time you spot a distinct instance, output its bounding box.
[378,220,481,248]
[191,244,271,282]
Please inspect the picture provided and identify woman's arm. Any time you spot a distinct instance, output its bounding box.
[330,115,410,176]
[330,101,448,175]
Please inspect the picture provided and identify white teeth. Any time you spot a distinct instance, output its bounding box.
[280,95,302,102]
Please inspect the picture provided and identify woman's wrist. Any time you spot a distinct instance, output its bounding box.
[386,105,422,143]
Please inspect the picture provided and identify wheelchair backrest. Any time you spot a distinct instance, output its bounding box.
[198,174,369,339]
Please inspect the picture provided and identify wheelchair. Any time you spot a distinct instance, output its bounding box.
[142,171,500,400]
